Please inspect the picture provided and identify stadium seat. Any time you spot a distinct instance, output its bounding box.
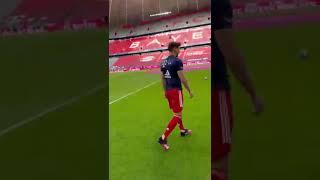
[109,25,211,55]
[109,11,211,39]
[110,46,211,72]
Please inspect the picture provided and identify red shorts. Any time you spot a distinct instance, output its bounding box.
[165,89,183,113]
[212,88,234,161]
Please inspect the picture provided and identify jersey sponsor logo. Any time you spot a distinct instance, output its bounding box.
[161,60,172,68]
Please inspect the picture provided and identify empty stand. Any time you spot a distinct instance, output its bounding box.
[109,25,211,55]
[110,46,211,72]
[109,11,211,39]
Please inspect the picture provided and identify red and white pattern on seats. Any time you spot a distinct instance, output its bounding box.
[112,46,211,70]
[109,25,211,55]
[182,46,211,65]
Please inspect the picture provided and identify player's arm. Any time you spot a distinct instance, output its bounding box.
[177,70,193,98]
[215,29,263,114]
[215,29,256,97]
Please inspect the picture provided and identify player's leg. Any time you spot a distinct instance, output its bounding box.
[212,89,233,180]
[158,112,181,150]
[158,89,181,150]
[161,112,181,140]
[174,111,192,136]
[158,89,192,149]
[161,89,185,139]
[174,90,192,136]
[175,112,184,130]
[175,90,184,130]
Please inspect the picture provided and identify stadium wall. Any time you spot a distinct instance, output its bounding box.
[109,23,210,41]
[109,43,211,58]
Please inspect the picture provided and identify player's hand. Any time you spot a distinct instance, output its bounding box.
[189,91,194,99]
[251,95,264,115]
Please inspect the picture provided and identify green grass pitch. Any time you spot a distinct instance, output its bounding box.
[0,30,108,180]
[0,22,319,180]
[231,23,320,180]
[109,70,211,180]
[110,23,320,180]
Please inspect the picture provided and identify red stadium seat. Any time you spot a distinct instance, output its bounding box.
[111,46,211,72]
[109,25,211,55]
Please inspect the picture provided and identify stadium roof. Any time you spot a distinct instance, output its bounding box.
[109,0,210,28]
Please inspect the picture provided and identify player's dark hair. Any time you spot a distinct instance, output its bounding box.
[168,42,181,52]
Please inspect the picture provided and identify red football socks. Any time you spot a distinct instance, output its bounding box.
[162,116,181,139]
[176,115,185,130]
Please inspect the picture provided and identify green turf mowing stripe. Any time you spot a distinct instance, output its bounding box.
[0,89,107,180]
[109,81,159,105]
[109,70,211,180]
[0,84,106,137]
[0,30,107,132]
[230,24,320,180]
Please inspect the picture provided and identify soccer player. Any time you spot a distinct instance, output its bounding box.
[158,42,193,150]
[212,0,264,179]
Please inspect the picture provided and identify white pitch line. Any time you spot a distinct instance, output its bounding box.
[109,81,158,105]
[0,84,106,137]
